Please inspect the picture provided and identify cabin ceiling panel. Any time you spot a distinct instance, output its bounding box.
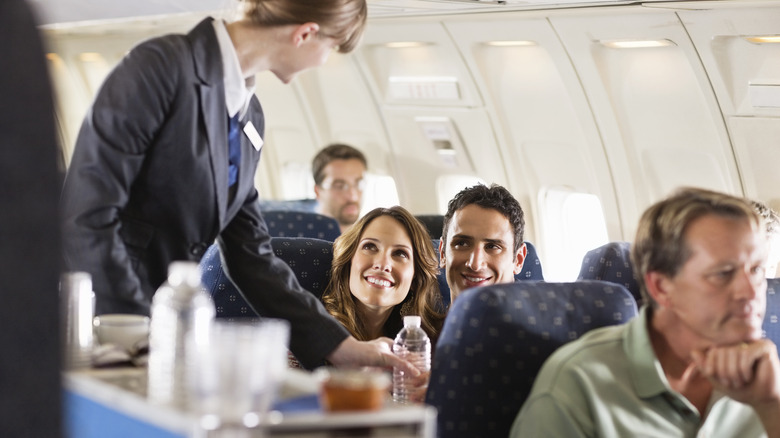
[31,0,651,27]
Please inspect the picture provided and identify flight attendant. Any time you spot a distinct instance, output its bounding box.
[61,0,416,372]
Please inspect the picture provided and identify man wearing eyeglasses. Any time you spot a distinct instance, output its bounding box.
[312,143,368,233]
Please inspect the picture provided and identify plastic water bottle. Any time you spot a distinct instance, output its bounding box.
[392,315,431,404]
[147,261,215,410]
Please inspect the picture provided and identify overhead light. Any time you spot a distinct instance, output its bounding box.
[600,39,676,49]
[745,35,780,44]
[483,40,537,47]
[383,41,431,48]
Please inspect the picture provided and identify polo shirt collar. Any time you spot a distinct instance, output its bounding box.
[625,306,727,416]
[625,306,671,398]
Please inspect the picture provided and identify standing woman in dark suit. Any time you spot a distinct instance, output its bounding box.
[61,0,418,373]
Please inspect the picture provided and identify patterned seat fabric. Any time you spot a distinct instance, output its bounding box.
[262,210,341,241]
[425,280,638,438]
[434,240,545,309]
[762,278,780,345]
[199,238,334,318]
[517,241,544,280]
[577,241,642,307]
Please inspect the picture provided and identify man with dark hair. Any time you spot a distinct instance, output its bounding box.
[312,143,368,233]
[512,187,780,437]
[439,183,527,302]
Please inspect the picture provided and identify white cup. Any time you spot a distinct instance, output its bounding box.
[93,314,150,351]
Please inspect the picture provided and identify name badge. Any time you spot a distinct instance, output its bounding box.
[243,121,264,151]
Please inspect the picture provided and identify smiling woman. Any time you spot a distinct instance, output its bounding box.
[322,206,445,344]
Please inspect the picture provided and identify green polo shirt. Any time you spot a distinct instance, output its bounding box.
[510,307,766,438]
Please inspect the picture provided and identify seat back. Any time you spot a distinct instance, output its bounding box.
[262,210,341,241]
[415,214,445,239]
[258,198,317,213]
[577,241,642,306]
[426,280,638,438]
[762,278,780,345]
[434,240,544,309]
[517,241,544,280]
[199,238,334,318]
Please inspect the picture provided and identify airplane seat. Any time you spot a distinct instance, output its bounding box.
[425,280,639,438]
[434,239,544,310]
[262,210,341,241]
[199,238,334,318]
[518,241,544,280]
[416,214,445,239]
[432,239,450,307]
[577,241,643,307]
[258,198,317,213]
[762,278,780,345]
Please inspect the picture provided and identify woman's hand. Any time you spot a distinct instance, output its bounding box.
[327,336,422,377]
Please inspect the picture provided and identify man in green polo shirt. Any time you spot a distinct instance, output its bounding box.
[511,187,780,437]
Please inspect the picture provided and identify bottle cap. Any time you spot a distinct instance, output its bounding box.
[167,261,202,288]
[403,315,422,327]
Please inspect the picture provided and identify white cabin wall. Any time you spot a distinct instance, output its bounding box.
[290,53,395,205]
[550,6,742,241]
[250,72,318,199]
[351,20,510,215]
[679,3,780,213]
[443,13,622,271]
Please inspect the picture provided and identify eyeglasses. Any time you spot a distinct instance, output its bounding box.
[320,179,366,193]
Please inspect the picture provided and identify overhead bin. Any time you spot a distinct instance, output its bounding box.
[351,20,504,214]
[443,14,621,278]
[550,7,741,238]
[680,4,780,206]
[680,4,780,118]
[355,21,483,108]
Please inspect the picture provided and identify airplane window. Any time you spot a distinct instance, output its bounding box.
[435,174,486,214]
[360,174,400,215]
[539,188,608,281]
[273,161,398,216]
[280,161,315,199]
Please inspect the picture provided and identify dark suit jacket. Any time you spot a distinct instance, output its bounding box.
[61,18,348,368]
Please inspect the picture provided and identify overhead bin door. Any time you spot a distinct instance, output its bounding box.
[680,4,780,208]
[354,20,507,214]
[551,8,741,239]
[444,14,622,262]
